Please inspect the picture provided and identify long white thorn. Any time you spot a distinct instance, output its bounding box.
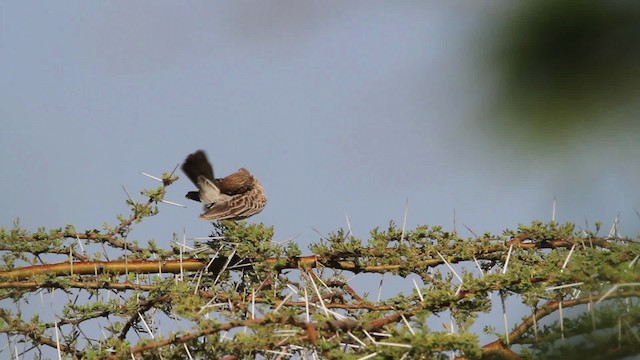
[356,353,379,360]
[545,282,584,292]
[401,314,415,335]
[463,223,478,238]
[159,199,187,208]
[272,292,293,314]
[608,213,620,238]
[412,278,424,302]
[453,208,457,234]
[168,163,180,177]
[473,256,485,277]
[502,244,514,274]
[54,321,62,360]
[597,283,640,304]
[561,244,576,271]
[183,343,193,360]
[345,213,353,239]
[597,284,620,304]
[140,171,163,182]
[500,293,509,345]
[122,185,136,204]
[75,235,85,254]
[212,246,237,287]
[436,251,462,283]
[138,313,155,339]
[251,289,256,319]
[308,272,329,317]
[400,198,409,242]
[304,287,310,323]
[348,331,367,347]
[376,342,412,349]
[377,273,385,303]
[362,330,376,343]
[195,255,217,294]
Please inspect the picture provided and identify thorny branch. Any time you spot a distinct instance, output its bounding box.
[0,172,638,359]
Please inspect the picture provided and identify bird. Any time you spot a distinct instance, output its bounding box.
[181,150,267,220]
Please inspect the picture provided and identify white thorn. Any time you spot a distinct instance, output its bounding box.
[500,293,509,345]
[436,251,462,283]
[502,244,514,274]
[412,278,424,302]
[159,199,187,208]
[545,282,584,292]
[140,171,163,182]
[561,244,576,271]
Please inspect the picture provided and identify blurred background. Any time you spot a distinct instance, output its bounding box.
[1,0,639,352]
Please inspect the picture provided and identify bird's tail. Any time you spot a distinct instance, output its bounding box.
[181,150,214,185]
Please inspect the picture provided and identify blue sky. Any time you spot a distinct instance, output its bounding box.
[1,1,639,354]
[2,2,636,243]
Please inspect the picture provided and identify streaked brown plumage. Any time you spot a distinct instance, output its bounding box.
[181,150,266,220]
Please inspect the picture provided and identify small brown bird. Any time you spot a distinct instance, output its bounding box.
[181,150,267,220]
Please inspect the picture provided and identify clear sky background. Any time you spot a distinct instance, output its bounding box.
[2,1,637,244]
[1,1,639,354]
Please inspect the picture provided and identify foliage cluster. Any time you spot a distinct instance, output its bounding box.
[0,175,638,359]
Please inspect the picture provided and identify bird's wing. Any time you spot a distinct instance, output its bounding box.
[216,168,254,195]
[200,187,266,220]
[181,150,214,185]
